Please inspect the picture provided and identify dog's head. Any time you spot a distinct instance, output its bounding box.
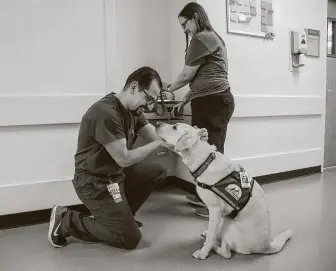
[155,122,200,152]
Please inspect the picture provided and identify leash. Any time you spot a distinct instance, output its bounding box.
[157,91,180,124]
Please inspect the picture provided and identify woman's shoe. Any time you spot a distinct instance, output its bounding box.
[195,207,209,218]
[186,195,206,207]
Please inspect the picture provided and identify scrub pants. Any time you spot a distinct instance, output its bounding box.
[58,161,167,250]
[191,90,235,154]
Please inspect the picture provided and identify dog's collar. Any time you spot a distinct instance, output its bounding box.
[191,152,216,179]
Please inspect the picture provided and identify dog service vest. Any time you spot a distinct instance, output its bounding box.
[196,171,254,219]
[191,153,254,219]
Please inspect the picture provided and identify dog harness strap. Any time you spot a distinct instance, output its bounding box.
[196,181,239,210]
[196,173,240,211]
[195,182,212,190]
[196,171,254,219]
[191,152,216,179]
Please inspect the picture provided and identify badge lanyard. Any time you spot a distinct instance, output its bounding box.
[107,180,123,204]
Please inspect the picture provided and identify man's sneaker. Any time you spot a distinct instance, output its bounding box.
[48,205,68,248]
[195,207,209,218]
[136,220,143,230]
[186,195,206,207]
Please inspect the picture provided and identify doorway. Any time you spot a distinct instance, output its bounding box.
[324,12,336,169]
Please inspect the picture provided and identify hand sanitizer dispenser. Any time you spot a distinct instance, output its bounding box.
[290,30,307,68]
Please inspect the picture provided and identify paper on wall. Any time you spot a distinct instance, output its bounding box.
[229,0,275,36]
[230,11,238,22]
[261,0,267,9]
[261,23,268,32]
[238,13,252,23]
[230,4,249,13]
[267,10,273,25]
[267,25,274,33]
[266,1,273,11]
[238,0,250,5]
[305,28,320,57]
[250,7,257,16]
[236,5,250,13]
[230,4,239,12]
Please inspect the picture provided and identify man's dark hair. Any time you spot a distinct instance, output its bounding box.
[123,66,163,91]
[178,2,226,52]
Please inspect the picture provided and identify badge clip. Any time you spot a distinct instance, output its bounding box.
[107,182,123,203]
[239,172,251,189]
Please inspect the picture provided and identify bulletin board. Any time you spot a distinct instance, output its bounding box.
[226,0,275,39]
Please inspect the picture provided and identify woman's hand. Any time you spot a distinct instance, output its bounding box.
[162,82,171,92]
[171,102,185,117]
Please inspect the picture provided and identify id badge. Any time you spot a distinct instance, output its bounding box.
[107,183,123,203]
[239,172,251,189]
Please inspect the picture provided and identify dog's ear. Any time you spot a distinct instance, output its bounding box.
[175,131,195,152]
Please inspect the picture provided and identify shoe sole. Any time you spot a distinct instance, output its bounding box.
[48,205,64,248]
[195,211,209,218]
[186,198,206,207]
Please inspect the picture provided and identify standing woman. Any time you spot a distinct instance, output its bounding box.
[164,2,235,218]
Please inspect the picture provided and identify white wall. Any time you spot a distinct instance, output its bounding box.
[0,0,173,215]
[0,0,108,215]
[168,0,193,102]
[112,0,171,91]
[196,0,327,176]
[0,0,328,215]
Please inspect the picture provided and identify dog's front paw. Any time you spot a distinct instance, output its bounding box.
[192,248,210,260]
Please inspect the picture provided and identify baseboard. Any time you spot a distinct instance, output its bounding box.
[323,165,336,171]
[0,166,321,230]
[0,204,90,231]
[254,165,321,184]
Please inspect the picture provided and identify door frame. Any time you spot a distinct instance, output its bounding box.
[323,16,336,170]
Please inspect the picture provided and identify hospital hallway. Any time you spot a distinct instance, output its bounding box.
[1,167,335,271]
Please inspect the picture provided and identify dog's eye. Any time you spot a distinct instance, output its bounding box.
[173,125,177,130]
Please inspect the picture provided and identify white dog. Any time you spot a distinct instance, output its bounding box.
[155,122,292,260]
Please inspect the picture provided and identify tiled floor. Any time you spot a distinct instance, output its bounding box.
[1,168,336,271]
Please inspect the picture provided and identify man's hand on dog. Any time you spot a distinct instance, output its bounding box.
[158,140,175,150]
[155,126,208,150]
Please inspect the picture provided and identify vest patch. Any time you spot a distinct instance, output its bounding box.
[225,184,242,201]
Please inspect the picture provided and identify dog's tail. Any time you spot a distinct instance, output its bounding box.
[262,229,293,254]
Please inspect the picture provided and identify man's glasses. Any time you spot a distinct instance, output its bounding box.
[142,89,156,105]
[142,89,166,115]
